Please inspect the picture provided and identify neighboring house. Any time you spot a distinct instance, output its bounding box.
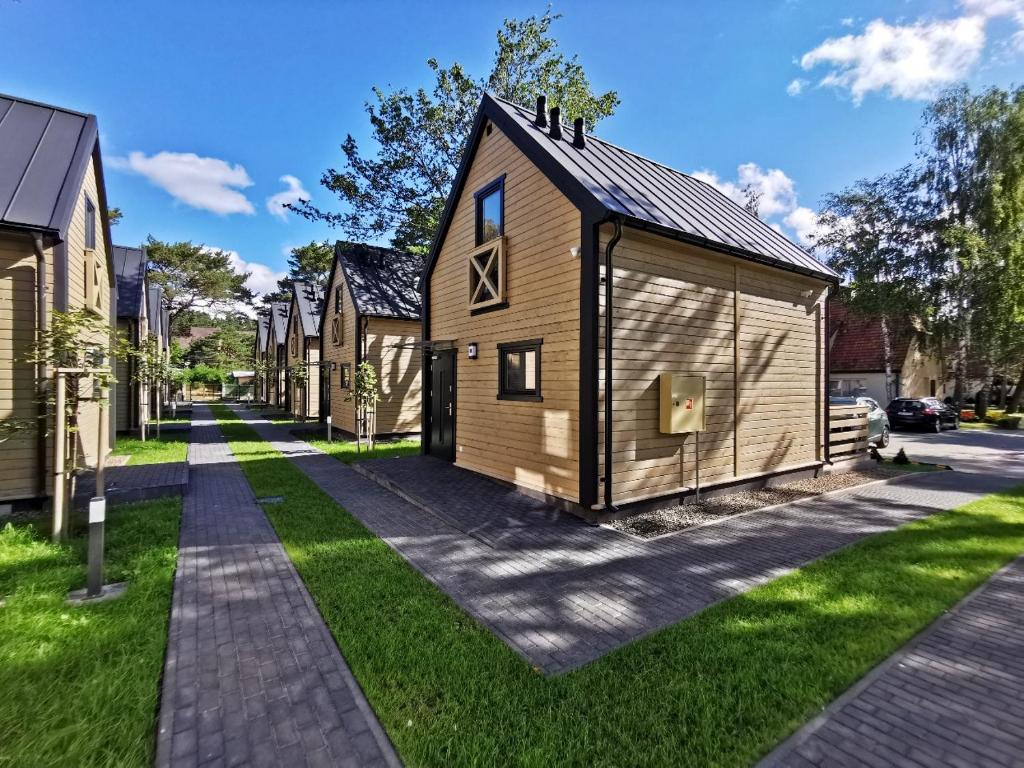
[254,313,270,402]
[146,285,170,414]
[421,94,839,516]
[320,242,423,438]
[266,301,289,410]
[285,281,322,420]
[829,302,948,405]
[113,244,149,433]
[0,93,115,506]
[172,325,217,351]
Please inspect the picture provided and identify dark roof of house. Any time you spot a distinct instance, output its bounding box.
[147,286,164,337]
[291,281,322,337]
[173,326,218,349]
[829,302,915,373]
[256,315,270,352]
[0,93,102,242]
[113,244,146,320]
[426,94,839,286]
[269,301,289,344]
[334,242,422,320]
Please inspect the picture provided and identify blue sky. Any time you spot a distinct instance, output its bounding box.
[2,1,1022,304]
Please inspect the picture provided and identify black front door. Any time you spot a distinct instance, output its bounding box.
[429,350,456,461]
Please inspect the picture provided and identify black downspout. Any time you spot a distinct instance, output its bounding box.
[603,218,622,511]
[32,233,48,500]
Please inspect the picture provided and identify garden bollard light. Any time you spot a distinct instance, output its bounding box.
[87,497,105,598]
[326,415,332,443]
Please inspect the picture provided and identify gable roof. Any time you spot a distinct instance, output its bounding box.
[113,244,147,320]
[290,281,322,337]
[147,285,164,337]
[256,314,270,353]
[426,93,839,287]
[332,242,422,320]
[0,93,103,242]
[268,301,289,344]
[829,302,915,373]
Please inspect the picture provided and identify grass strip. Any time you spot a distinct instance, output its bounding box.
[0,498,180,766]
[211,403,1024,767]
[305,437,420,464]
[113,433,189,465]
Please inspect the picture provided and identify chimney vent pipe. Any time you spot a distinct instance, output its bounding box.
[549,107,561,140]
[573,117,586,148]
[535,95,547,126]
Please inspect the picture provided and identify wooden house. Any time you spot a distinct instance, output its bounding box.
[0,93,115,506]
[285,281,322,420]
[320,242,422,438]
[829,302,948,405]
[265,301,289,410]
[254,313,270,403]
[146,285,170,415]
[421,94,840,517]
[113,244,149,433]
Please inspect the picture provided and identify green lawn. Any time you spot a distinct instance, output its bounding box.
[0,498,180,766]
[307,437,420,464]
[210,403,1024,767]
[113,433,189,465]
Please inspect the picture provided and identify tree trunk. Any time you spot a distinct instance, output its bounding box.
[1008,362,1024,414]
[880,317,896,402]
[976,361,993,419]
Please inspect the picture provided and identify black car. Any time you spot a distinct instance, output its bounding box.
[886,397,960,432]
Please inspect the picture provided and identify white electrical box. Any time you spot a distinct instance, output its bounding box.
[659,374,706,434]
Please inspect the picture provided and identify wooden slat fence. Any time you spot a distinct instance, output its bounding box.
[829,404,871,458]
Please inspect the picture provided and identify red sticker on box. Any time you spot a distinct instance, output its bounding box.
[685,398,694,410]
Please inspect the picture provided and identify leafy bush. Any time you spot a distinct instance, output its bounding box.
[182,364,227,385]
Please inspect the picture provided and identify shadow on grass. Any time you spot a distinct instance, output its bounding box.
[211,404,1024,767]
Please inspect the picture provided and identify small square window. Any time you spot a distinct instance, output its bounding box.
[340,363,352,390]
[497,339,542,401]
[84,196,97,250]
[475,177,504,246]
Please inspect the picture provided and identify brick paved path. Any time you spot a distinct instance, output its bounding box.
[230,406,1019,676]
[155,406,399,768]
[760,555,1024,768]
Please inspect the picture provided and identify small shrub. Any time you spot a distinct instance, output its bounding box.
[996,415,1021,430]
[868,445,883,462]
[893,448,911,465]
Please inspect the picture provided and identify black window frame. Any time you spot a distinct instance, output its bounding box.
[84,195,97,250]
[497,338,542,402]
[340,362,352,390]
[335,284,343,313]
[474,175,505,246]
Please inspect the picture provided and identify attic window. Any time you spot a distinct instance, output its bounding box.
[335,285,343,313]
[331,313,343,346]
[474,176,504,246]
[468,238,505,312]
[291,331,298,357]
[84,248,102,314]
[85,196,97,250]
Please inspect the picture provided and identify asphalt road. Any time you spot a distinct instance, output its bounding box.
[882,425,1024,479]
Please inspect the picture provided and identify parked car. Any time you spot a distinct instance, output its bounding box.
[830,396,890,447]
[886,397,960,432]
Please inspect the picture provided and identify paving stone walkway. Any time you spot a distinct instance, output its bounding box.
[155,405,399,768]
[230,406,1020,676]
[760,555,1024,768]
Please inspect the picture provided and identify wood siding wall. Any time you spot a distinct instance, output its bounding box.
[597,227,828,505]
[321,272,358,433]
[366,317,421,435]
[286,296,319,419]
[0,157,112,501]
[428,121,582,500]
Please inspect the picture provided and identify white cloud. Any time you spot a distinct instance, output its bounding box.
[108,151,255,215]
[800,16,986,105]
[265,175,310,221]
[798,1,1024,104]
[693,163,797,218]
[786,78,808,96]
[840,17,854,27]
[783,206,823,247]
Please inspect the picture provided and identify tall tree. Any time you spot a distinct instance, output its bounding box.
[292,10,618,252]
[146,237,253,328]
[259,240,334,306]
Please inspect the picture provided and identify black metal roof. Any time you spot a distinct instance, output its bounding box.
[0,93,100,242]
[269,301,289,344]
[291,281,322,338]
[256,314,270,353]
[335,242,422,320]
[113,245,146,320]
[427,94,838,283]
